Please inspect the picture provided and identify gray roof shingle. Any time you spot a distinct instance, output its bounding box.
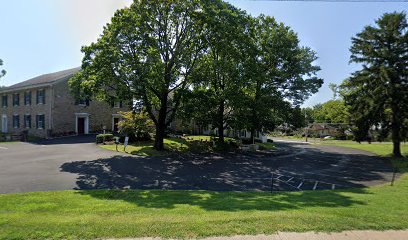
[1,67,80,92]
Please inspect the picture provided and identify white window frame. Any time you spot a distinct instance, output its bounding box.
[37,89,45,105]
[24,114,31,129]
[36,114,45,130]
[13,114,20,129]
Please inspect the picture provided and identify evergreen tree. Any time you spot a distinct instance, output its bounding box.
[343,12,408,157]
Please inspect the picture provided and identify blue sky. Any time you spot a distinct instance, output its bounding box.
[0,0,406,107]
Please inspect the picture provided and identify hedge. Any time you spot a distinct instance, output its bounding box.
[96,134,114,144]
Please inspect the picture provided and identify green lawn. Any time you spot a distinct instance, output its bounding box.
[100,135,273,156]
[1,175,408,240]
[101,138,190,156]
[258,142,277,150]
[2,140,408,239]
[318,141,408,158]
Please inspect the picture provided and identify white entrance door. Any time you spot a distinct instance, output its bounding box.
[1,115,7,133]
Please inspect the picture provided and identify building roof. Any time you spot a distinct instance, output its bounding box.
[1,67,80,93]
[308,123,338,131]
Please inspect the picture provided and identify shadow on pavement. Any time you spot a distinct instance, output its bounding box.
[31,134,97,145]
[60,142,394,192]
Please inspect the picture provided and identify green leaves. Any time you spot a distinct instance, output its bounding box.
[344,12,408,156]
[69,0,323,147]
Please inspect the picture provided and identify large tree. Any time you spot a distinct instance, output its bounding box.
[240,15,323,142]
[343,12,408,157]
[180,0,248,142]
[312,100,349,124]
[70,0,205,150]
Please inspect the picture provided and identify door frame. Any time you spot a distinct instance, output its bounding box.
[1,114,7,133]
[75,113,89,135]
[112,114,122,133]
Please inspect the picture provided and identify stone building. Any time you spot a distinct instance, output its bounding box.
[0,68,127,138]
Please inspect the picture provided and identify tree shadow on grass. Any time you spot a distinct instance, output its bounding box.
[74,188,368,212]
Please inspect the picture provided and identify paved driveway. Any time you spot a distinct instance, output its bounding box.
[0,135,124,193]
[0,136,395,194]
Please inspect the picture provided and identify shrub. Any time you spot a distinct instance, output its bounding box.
[118,133,151,143]
[118,111,154,142]
[96,134,114,144]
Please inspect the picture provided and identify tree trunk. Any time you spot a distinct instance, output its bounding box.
[154,95,168,151]
[250,83,260,144]
[154,122,165,151]
[217,99,225,142]
[392,121,402,158]
[391,105,402,158]
[250,128,256,144]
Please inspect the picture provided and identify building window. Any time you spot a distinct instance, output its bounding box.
[36,115,45,129]
[1,95,7,108]
[13,93,19,106]
[24,91,32,105]
[240,130,246,138]
[24,115,32,129]
[76,99,90,106]
[115,101,122,108]
[111,100,123,108]
[36,90,45,104]
[13,115,20,129]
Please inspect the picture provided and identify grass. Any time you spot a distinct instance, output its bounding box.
[318,141,408,158]
[1,174,408,239]
[100,135,272,156]
[101,138,189,156]
[258,142,277,150]
[2,139,407,239]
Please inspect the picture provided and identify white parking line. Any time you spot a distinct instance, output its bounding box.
[0,146,8,150]
[332,184,336,190]
[286,177,294,182]
[313,181,319,190]
[297,181,303,189]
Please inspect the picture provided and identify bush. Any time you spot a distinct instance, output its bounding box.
[96,134,114,144]
[119,133,151,143]
[118,111,154,141]
[346,134,354,140]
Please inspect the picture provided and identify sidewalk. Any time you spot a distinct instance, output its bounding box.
[105,230,408,240]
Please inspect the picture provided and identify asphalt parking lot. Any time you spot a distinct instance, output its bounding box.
[0,136,395,193]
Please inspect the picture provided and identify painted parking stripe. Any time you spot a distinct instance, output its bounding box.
[0,147,8,150]
[286,177,294,182]
[313,181,319,190]
[332,184,336,190]
[297,181,303,189]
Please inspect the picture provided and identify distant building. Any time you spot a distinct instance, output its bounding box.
[0,68,127,138]
[306,123,338,137]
